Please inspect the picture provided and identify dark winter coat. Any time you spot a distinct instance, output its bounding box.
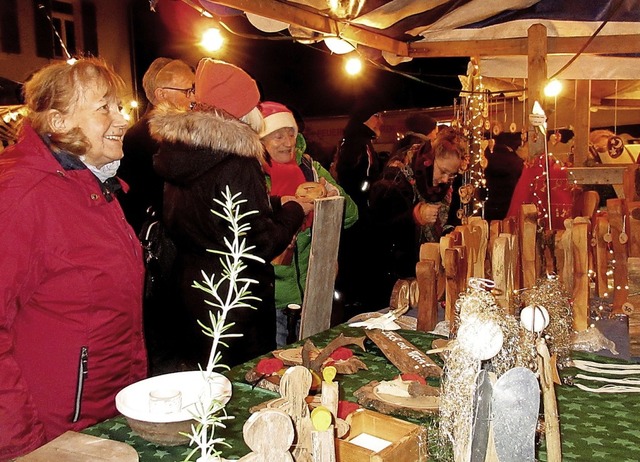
[149,105,304,368]
[484,144,524,221]
[118,110,164,234]
[0,124,147,459]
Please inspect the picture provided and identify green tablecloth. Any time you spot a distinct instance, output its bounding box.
[84,324,640,461]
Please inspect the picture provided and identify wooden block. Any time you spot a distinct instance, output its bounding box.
[622,164,640,202]
[607,199,630,315]
[300,196,345,339]
[557,219,574,292]
[419,242,440,263]
[572,222,589,331]
[17,431,138,461]
[519,204,539,290]
[240,409,295,462]
[488,220,502,262]
[502,216,517,235]
[335,409,427,462]
[416,260,438,332]
[582,190,600,219]
[312,427,336,462]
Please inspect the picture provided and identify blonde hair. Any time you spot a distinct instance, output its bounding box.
[433,126,468,160]
[23,58,125,156]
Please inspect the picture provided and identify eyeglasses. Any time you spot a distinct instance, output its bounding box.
[161,84,195,97]
[434,159,459,181]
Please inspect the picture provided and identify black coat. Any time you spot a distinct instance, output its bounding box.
[118,111,164,234]
[484,144,524,222]
[150,106,304,368]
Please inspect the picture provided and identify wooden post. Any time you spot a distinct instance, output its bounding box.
[594,215,610,297]
[519,204,539,289]
[492,235,515,313]
[527,23,547,161]
[488,220,502,262]
[320,367,339,418]
[628,202,640,258]
[573,80,592,166]
[468,217,488,278]
[572,221,589,331]
[300,196,344,339]
[537,338,562,462]
[444,246,466,330]
[607,199,630,315]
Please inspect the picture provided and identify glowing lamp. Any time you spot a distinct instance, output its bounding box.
[324,37,355,54]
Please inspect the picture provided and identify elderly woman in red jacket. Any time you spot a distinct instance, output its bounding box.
[0,58,147,459]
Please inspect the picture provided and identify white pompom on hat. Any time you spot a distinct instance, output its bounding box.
[258,101,298,139]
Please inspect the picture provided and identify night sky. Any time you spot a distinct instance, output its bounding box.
[130,0,468,118]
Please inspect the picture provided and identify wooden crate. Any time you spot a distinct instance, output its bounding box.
[335,409,427,462]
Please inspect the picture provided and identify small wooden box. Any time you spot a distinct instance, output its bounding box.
[335,409,427,462]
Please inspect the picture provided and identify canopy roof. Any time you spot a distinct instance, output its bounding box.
[190,0,640,60]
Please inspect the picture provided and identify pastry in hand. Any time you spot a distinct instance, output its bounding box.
[295,181,327,200]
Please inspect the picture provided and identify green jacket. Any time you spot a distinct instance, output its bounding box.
[266,135,358,310]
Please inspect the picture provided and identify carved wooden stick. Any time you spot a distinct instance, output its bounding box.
[303,334,366,372]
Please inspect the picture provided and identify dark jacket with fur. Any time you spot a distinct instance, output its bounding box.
[149,105,304,367]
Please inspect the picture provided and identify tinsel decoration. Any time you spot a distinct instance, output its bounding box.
[514,275,574,368]
[439,279,506,462]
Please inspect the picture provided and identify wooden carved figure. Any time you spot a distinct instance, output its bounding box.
[280,366,314,462]
[239,409,295,462]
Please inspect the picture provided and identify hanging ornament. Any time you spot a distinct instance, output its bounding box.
[246,12,289,32]
[607,135,624,159]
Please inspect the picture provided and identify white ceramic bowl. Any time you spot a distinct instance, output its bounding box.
[115,371,232,445]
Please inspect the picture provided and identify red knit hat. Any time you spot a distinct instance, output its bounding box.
[194,58,260,118]
[258,101,298,138]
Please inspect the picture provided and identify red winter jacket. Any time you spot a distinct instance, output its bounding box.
[0,124,147,459]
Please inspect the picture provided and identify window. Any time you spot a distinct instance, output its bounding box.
[34,0,96,59]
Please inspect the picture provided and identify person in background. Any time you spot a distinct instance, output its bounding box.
[118,58,195,375]
[150,59,311,368]
[411,126,468,244]
[483,132,525,221]
[333,104,385,313]
[368,125,467,300]
[118,57,195,234]
[0,58,147,459]
[258,101,358,347]
[392,113,438,159]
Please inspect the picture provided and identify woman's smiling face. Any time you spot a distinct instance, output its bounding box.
[61,78,128,168]
[262,127,297,164]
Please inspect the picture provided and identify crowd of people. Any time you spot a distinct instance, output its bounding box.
[3,53,614,459]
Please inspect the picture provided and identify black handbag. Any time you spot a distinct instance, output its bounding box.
[139,211,177,300]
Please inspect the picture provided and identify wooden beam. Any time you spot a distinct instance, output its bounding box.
[568,166,629,185]
[410,34,640,58]
[185,0,408,55]
[573,80,591,166]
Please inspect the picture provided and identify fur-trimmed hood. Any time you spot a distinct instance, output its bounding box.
[149,104,263,158]
[149,104,264,185]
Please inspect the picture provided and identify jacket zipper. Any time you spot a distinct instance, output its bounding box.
[72,346,89,423]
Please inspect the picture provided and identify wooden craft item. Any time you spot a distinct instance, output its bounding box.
[502,216,517,235]
[606,199,630,314]
[335,409,427,462]
[408,278,419,310]
[300,196,345,340]
[491,234,514,313]
[16,431,139,462]
[622,164,640,202]
[491,367,540,462]
[302,334,367,372]
[420,242,443,300]
[415,260,438,332]
[557,219,574,292]
[444,246,467,327]
[594,215,610,298]
[311,407,336,462]
[454,224,474,280]
[537,339,562,462]
[488,220,502,261]
[321,366,339,418]
[296,181,327,200]
[365,329,442,378]
[239,409,295,462]
[280,366,314,462]
[468,217,488,278]
[519,204,539,290]
[628,202,640,258]
[388,279,410,313]
[572,221,589,331]
[470,370,495,462]
[353,380,439,419]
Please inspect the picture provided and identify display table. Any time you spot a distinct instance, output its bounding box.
[84,324,640,461]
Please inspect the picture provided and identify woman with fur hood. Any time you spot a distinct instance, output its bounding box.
[149,59,310,368]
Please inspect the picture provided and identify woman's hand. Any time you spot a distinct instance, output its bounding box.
[413,202,440,226]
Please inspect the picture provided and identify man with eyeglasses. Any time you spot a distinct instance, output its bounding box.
[118,57,195,375]
[119,58,195,234]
